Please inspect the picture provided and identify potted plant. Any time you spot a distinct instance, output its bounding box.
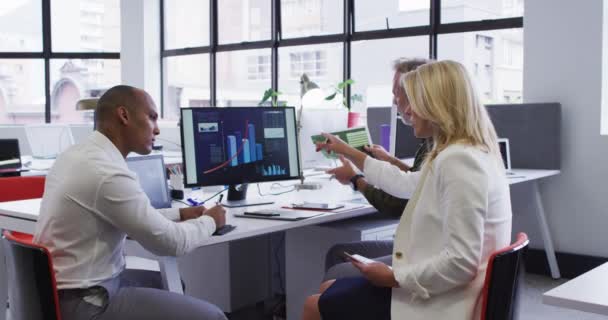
[258,88,285,107]
[325,79,363,128]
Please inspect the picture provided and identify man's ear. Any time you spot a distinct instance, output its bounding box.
[117,106,129,125]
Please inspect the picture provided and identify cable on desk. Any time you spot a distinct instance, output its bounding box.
[257,183,296,196]
[200,187,229,204]
[172,199,192,207]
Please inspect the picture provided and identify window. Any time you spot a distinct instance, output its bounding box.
[0,59,45,124]
[0,0,120,125]
[289,50,327,79]
[281,0,343,38]
[356,0,429,32]
[248,55,271,80]
[442,0,524,24]
[438,29,523,104]
[217,49,271,107]
[218,0,271,44]
[351,36,429,113]
[163,54,211,120]
[164,0,210,49]
[51,0,121,52]
[279,43,342,109]
[0,0,43,52]
[50,59,121,123]
[160,0,523,118]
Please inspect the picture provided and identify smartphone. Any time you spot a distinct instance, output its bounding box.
[343,251,374,264]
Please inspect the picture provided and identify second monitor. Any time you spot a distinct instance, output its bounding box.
[181,107,301,206]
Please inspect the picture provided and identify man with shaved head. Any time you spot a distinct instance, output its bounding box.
[34,85,227,320]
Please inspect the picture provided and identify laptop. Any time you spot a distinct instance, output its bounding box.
[25,124,75,159]
[0,139,24,175]
[126,154,171,209]
[234,208,324,221]
[498,138,513,174]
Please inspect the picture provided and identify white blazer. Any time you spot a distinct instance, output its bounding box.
[363,144,512,320]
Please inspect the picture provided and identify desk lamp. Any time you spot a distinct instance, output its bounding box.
[296,74,324,190]
[76,98,98,129]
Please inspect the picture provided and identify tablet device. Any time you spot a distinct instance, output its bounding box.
[311,126,372,159]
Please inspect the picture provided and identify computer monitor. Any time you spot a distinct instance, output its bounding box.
[126,154,172,209]
[299,108,348,169]
[0,139,22,175]
[389,106,422,159]
[180,107,301,207]
[25,124,74,159]
[497,138,512,172]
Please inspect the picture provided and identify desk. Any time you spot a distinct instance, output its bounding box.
[0,168,561,317]
[508,168,561,279]
[0,176,375,316]
[543,262,608,315]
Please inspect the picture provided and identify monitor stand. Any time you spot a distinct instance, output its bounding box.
[222,184,274,208]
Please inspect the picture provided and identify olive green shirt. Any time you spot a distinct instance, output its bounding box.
[361,140,429,217]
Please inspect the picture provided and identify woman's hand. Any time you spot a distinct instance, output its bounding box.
[351,260,399,288]
[364,144,393,162]
[326,155,356,185]
[315,133,356,157]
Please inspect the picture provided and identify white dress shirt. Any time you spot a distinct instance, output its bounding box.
[34,131,216,290]
[364,143,512,320]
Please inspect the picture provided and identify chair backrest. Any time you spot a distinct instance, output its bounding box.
[2,230,62,320]
[0,176,46,202]
[480,232,529,320]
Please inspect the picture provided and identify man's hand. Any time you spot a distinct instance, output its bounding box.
[364,144,392,162]
[179,206,206,221]
[350,260,399,288]
[326,155,356,185]
[203,205,226,228]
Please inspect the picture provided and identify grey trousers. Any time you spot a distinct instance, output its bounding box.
[58,269,227,320]
[323,240,394,281]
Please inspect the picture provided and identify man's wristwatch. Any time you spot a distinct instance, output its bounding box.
[350,174,365,191]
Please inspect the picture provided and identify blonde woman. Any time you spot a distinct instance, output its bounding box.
[302,60,512,320]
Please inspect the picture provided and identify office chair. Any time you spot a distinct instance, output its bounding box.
[0,176,46,202]
[2,230,62,320]
[480,232,529,320]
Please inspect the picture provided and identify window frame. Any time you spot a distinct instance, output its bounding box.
[0,0,120,123]
[160,0,523,116]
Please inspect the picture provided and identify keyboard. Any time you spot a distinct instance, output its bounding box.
[213,224,236,236]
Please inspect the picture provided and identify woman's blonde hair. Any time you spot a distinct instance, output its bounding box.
[403,60,501,165]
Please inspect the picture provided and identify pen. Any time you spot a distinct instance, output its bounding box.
[217,194,224,205]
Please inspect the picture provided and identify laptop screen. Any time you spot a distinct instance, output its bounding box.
[0,139,22,170]
[498,138,511,171]
[126,155,171,209]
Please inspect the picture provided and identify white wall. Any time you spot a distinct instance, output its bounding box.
[524,0,608,257]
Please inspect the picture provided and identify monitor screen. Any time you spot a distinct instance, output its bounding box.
[180,107,301,187]
[126,155,171,209]
[390,111,422,159]
[0,139,21,170]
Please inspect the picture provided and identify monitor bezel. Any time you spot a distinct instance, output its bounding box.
[179,106,302,188]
